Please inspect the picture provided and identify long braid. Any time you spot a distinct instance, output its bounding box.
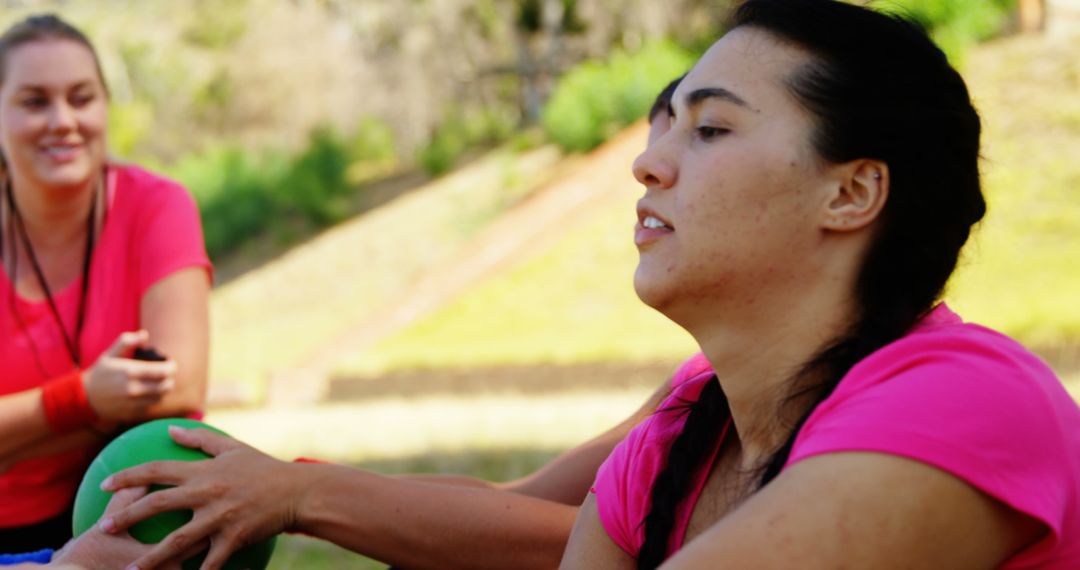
[636,379,728,570]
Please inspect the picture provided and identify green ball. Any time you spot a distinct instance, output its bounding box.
[73,418,276,570]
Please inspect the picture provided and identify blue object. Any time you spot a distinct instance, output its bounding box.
[0,548,53,565]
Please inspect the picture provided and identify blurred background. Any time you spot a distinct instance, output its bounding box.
[3,0,1078,566]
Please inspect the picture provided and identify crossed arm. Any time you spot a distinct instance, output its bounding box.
[0,268,208,470]
[559,452,1046,570]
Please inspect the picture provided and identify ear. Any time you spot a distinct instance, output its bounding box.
[821,160,888,233]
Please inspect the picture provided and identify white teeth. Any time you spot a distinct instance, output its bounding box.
[643,216,668,229]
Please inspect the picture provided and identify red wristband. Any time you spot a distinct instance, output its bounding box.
[41,370,98,433]
[293,457,329,464]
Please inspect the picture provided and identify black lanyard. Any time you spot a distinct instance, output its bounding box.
[3,177,97,370]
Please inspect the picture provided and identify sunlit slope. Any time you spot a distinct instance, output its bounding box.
[335,33,1080,377]
[208,146,562,397]
[332,188,698,375]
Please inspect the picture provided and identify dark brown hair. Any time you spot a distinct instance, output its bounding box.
[636,1,985,567]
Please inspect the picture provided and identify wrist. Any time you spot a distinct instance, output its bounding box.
[40,370,98,433]
[287,460,317,534]
[289,460,347,535]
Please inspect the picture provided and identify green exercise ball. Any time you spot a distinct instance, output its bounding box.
[73,418,276,570]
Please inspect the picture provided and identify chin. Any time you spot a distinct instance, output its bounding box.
[633,266,675,313]
[39,165,95,190]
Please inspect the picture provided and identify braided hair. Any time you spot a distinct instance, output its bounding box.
[636,1,985,567]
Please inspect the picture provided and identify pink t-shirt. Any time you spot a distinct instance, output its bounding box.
[0,164,211,526]
[593,305,1080,568]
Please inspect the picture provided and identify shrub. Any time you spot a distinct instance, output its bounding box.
[542,40,695,152]
[170,126,356,257]
[417,106,518,176]
[881,0,1017,63]
[277,127,353,225]
[171,146,284,258]
[350,117,399,167]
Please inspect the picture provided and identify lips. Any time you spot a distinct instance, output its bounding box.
[635,204,674,247]
[40,141,83,163]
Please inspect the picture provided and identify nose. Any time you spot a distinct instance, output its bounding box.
[46,100,77,133]
[632,141,677,190]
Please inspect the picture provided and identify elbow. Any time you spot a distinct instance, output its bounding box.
[171,389,207,417]
[149,384,207,419]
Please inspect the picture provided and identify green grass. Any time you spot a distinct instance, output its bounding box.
[332,191,698,375]
[945,33,1080,345]
[208,145,563,399]
[334,33,1080,377]
[207,388,651,463]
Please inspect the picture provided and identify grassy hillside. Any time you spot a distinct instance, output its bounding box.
[208,145,563,399]
[332,31,1080,379]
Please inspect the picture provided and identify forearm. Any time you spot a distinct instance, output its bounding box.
[0,428,104,473]
[140,367,205,418]
[295,463,578,570]
[399,473,500,490]
[140,267,210,419]
[0,388,55,459]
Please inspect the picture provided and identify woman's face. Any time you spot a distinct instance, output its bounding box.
[632,28,838,323]
[0,38,108,192]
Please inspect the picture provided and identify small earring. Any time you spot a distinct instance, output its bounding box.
[873,171,882,180]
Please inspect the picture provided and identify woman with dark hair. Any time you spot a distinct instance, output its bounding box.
[96,1,1078,568]
[559,0,1079,568]
[0,13,210,551]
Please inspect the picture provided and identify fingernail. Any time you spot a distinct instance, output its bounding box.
[100,476,114,490]
[99,517,115,533]
[168,425,188,435]
[126,565,141,570]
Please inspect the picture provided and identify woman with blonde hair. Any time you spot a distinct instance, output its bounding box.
[0,14,211,551]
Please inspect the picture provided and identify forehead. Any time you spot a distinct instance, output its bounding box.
[674,27,813,113]
[2,38,101,89]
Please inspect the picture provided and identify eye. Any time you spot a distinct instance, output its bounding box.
[20,96,48,110]
[695,126,730,141]
[70,92,96,107]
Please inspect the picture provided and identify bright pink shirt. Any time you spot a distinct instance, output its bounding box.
[0,164,211,526]
[593,305,1080,568]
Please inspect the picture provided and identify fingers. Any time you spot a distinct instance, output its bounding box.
[128,377,176,397]
[199,535,241,570]
[119,358,180,382]
[105,330,150,358]
[99,485,192,535]
[102,486,150,516]
[102,460,190,493]
[133,519,217,570]
[168,427,241,457]
[179,539,212,565]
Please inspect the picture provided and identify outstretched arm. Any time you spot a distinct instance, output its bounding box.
[102,378,674,570]
[404,378,673,505]
[101,429,573,570]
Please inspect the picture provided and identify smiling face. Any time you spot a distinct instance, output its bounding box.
[0,38,108,192]
[631,27,843,328]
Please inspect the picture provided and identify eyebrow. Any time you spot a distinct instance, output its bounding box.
[15,80,98,93]
[684,87,753,111]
